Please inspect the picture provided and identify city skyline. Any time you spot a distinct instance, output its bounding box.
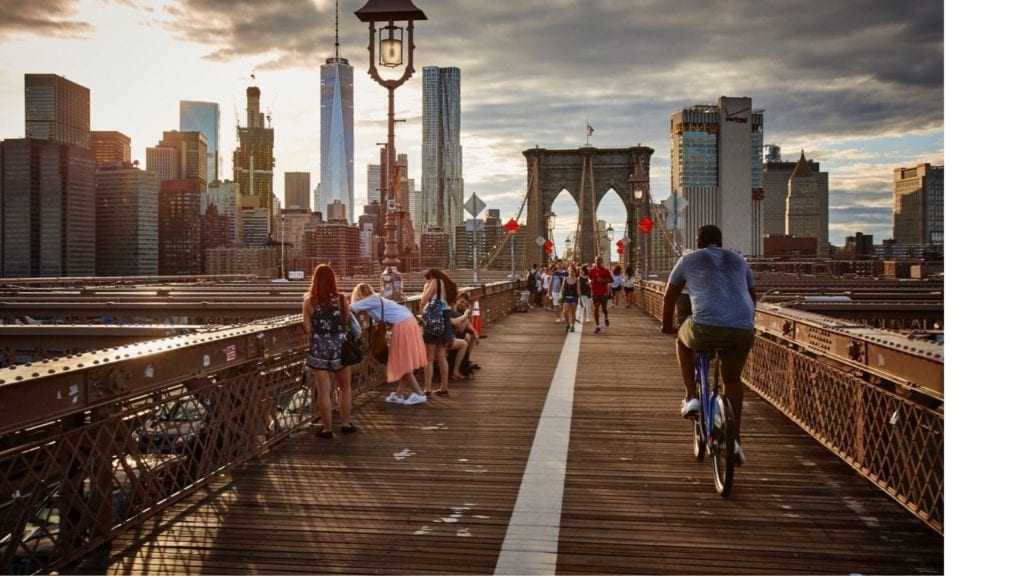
[0,0,943,249]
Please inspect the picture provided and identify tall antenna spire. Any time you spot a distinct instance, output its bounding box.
[334,0,339,60]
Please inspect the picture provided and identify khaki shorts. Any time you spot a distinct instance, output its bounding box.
[677,317,754,380]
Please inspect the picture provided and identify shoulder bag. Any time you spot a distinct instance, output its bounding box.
[340,314,365,365]
[368,296,390,364]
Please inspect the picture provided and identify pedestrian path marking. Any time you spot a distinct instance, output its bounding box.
[494,331,580,575]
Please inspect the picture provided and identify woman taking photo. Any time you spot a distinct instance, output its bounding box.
[350,282,430,406]
[302,264,361,438]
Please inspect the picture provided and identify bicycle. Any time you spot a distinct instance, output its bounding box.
[689,346,736,496]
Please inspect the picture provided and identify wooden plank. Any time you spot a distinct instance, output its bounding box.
[90,305,942,575]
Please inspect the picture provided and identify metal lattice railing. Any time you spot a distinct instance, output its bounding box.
[744,337,943,531]
[636,280,944,534]
[0,282,521,574]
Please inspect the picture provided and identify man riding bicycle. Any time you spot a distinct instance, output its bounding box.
[660,225,756,464]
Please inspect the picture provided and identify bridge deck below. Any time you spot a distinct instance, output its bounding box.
[94,305,943,574]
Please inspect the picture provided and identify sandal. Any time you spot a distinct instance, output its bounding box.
[423,389,434,396]
[316,429,335,439]
[451,373,467,381]
[437,389,450,396]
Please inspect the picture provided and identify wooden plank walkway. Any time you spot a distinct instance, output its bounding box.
[94,304,943,575]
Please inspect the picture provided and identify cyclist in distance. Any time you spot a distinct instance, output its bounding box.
[660,224,756,464]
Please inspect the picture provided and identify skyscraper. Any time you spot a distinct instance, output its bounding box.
[785,151,830,256]
[156,130,208,184]
[285,171,311,210]
[1,138,95,276]
[893,163,943,245]
[233,85,275,210]
[670,96,764,254]
[320,14,354,220]
[180,101,220,183]
[90,131,131,168]
[367,164,381,204]
[95,163,159,275]
[421,66,464,262]
[24,74,90,149]
[3,74,95,277]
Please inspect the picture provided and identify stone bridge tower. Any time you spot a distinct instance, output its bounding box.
[522,145,653,265]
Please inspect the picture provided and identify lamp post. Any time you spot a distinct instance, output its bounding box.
[628,165,649,278]
[355,0,426,299]
[605,223,614,262]
[628,171,643,274]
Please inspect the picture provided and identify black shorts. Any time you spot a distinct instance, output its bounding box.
[593,295,609,306]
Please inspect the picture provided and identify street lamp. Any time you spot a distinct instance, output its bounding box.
[605,223,614,262]
[355,0,426,299]
[564,235,572,261]
[628,170,645,274]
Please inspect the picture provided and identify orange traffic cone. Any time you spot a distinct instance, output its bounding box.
[472,297,485,338]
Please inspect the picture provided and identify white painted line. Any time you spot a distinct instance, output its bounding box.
[494,332,580,575]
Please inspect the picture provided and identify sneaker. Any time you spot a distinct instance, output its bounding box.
[734,441,746,466]
[385,392,406,404]
[340,424,357,435]
[404,393,427,406]
[680,398,700,419]
[594,326,601,333]
[604,317,610,327]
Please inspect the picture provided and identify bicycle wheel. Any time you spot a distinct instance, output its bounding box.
[711,395,735,496]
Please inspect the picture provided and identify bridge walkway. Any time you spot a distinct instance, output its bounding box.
[94,304,943,574]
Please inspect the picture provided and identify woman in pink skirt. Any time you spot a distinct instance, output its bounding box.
[350,283,429,406]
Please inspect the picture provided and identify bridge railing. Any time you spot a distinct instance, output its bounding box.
[636,280,944,534]
[0,281,521,574]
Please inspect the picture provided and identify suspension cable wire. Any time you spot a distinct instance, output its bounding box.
[480,157,536,269]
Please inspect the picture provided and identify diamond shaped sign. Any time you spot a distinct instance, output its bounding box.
[464,193,486,218]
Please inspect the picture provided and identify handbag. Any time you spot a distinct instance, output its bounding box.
[421,293,449,338]
[367,297,390,364]
[339,316,365,365]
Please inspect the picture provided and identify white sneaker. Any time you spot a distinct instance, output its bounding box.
[385,392,406,404]
[404,393,427,406]
[680,398,700,419]
[734,441,747,466]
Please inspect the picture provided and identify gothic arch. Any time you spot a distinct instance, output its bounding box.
[522,145,653,264]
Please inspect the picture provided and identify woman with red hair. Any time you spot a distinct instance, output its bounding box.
[302,264,360,438]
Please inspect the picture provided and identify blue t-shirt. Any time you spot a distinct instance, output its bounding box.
[550,270,568,295]
[350,294,414,325]
[668,247,755,330]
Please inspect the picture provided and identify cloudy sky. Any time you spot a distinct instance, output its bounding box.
[0,0,944,248]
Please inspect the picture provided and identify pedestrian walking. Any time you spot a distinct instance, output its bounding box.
[589,257,613,333]
[560,265,580,332]
[577,264,593,324]
[623,266,636,308]
[610,265,623,308]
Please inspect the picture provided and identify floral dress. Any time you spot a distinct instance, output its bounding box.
[306,296,348,371]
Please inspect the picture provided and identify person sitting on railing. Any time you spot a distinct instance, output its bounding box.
[350,283,429,406]
[303,264,361,438]
[660,224,756,465]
